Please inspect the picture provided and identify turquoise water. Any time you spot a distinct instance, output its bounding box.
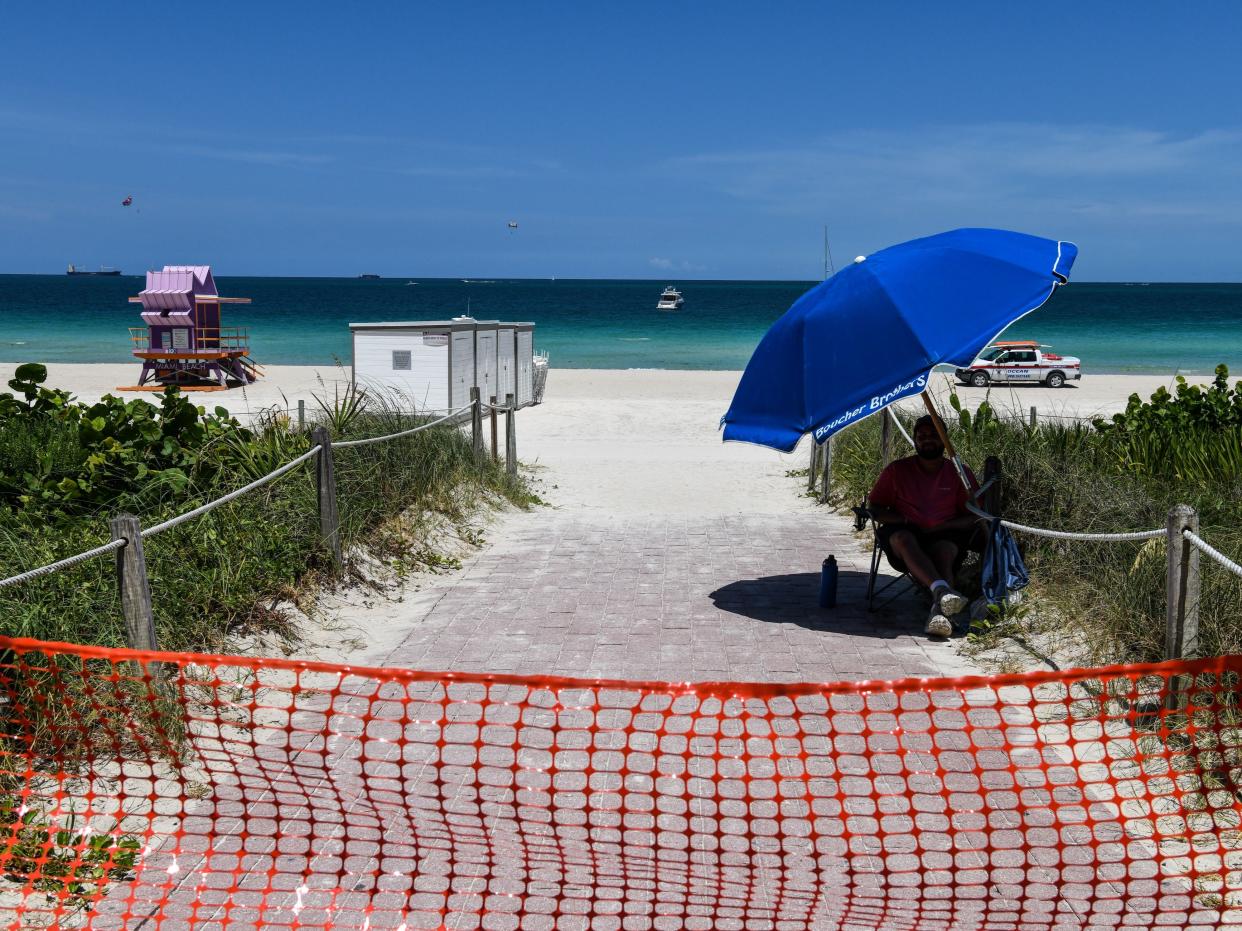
[1,276,1239,374]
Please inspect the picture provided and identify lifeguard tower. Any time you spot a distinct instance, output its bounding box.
[124,265,260,390]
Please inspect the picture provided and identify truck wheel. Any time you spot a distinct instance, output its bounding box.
[969,371,989,388]
[1046,371,1065,388]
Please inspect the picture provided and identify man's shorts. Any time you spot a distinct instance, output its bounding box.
[876,523,977,566]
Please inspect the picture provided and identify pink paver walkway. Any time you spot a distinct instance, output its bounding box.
[374,511,979,684]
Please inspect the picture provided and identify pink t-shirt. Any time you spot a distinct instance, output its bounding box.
[869,457,976,530]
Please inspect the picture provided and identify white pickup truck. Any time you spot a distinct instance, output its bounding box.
[955,340,1082,388]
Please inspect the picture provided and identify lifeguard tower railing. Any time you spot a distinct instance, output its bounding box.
[129,326,250,355]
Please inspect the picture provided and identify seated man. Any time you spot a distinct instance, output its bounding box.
[868,414,981,638]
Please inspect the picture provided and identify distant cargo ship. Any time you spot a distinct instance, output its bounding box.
[357,273,381,280]
[67,264,121,276]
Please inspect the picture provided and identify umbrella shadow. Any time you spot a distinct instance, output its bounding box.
[708,571,932,639]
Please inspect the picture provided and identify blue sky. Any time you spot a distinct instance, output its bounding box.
[2,1,1240,280]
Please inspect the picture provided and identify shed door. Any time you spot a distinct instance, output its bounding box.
[516,330,534,406]
[450,329,475,408]
[497,328,516,399]
[476,329,498,402]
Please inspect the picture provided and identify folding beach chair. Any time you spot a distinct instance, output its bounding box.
[853,498,919,612]
[854,464,1000,613]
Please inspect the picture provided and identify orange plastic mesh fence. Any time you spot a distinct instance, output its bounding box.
[1,636,1241,930]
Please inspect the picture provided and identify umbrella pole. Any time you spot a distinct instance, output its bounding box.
[921,390,973,491]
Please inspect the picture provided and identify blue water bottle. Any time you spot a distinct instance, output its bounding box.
[819,555,838,608]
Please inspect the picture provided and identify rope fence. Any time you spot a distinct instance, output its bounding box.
[964,502,1166,542]
[329,403,475,449]
[141,446,322,538]
[0,538,126,590]
[0,393,517,644]
[1185,528,1242,579]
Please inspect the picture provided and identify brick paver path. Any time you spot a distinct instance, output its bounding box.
[377,511,978,683]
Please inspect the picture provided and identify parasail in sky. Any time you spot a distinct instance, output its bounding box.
[121,195,133,207]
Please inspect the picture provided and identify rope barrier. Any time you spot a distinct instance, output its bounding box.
[0,538,126,589]
[0,538,126,590]
[330,404,475,449]
[141,446,321,538]
[1184,529,1242,578]
[965,501,1164,541]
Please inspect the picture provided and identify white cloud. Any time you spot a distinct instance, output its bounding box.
[649,256,706,272]
[661,123,1242,226]
[164,144,334,168]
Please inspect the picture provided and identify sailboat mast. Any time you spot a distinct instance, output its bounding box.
[823,225,836,279]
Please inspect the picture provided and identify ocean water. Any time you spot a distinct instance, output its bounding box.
[1,275,1239,374]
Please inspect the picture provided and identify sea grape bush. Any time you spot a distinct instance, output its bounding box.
[1098,364,1242,433]
[0,363,249,516]
[1094,364,1242,482]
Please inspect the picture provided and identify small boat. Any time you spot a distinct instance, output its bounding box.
[656,286,683,311]
[405,280,418,286]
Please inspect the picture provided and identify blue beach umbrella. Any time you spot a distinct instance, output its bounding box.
[721,228,1077,452]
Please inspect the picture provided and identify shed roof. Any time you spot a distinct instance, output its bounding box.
[349,320,480,330]
[349,319,535,330]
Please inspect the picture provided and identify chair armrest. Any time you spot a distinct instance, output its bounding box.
[850,505,875,532]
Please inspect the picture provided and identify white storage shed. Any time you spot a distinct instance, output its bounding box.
[350,318,478,411]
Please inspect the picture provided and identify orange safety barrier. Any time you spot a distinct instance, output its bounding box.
[0,635,1240,930]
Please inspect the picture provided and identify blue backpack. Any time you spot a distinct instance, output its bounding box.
[982,518,1029,606]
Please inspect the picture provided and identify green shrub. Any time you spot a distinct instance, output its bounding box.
[0,364,249,517]
[1094,365,1242,483]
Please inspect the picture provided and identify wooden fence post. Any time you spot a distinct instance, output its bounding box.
[806,440,818,492]
[312,426,342,569]
[1029,406,1037,428]
[819,440,832,503]
[505,392,517,479]
[470,387,484,464]
[109,514,157,653]
[880,410,892,466]
[983,456,1002,516]
[1165,504,1200,660]
[490,395,499,463]
[297,399,306,431]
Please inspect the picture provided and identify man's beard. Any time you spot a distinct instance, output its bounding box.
[916,446,944,460]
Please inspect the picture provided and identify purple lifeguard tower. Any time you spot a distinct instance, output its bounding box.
[125,265,259,390]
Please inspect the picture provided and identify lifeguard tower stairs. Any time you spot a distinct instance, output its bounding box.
[123,265,261,391]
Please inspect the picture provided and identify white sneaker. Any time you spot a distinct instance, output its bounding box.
[934,586,968,616]
[925,612,953,639]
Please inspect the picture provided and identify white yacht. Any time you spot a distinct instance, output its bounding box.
[656,286,684,311]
